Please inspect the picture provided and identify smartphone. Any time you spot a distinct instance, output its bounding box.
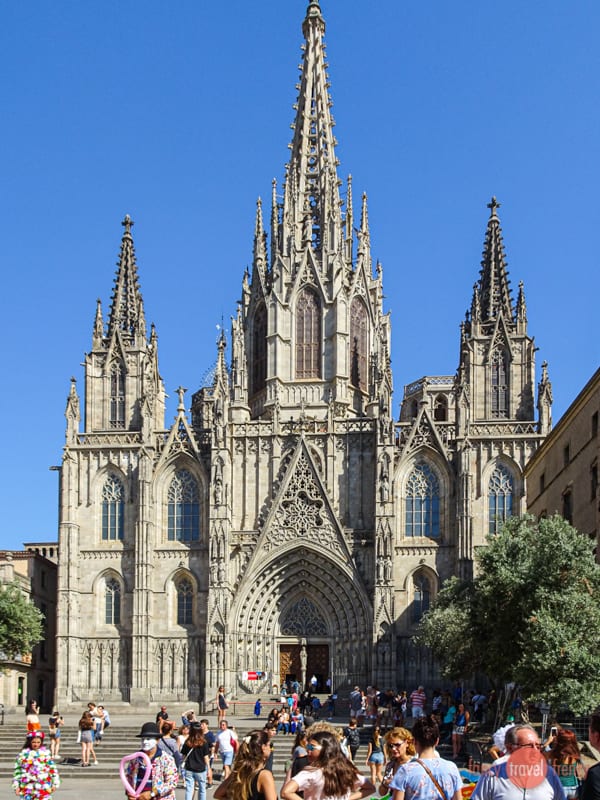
[550,727,558,737]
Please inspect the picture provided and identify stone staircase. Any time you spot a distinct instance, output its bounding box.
[0,709,370,783]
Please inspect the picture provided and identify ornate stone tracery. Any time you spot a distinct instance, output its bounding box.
[281,597,328,636]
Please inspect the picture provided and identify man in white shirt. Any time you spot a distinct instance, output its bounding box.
[472,724,564,800]
[216,720,236,780]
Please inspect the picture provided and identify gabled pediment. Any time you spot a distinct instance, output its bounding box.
[104,329,129,373]
[156,411,200,466]
[251,438,352,564]
[486,313,515,360]
[401,406,449,458]
[289,248,328,304]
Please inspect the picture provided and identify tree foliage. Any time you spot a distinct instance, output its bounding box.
[415,515,600,713]
[0,582,44,662]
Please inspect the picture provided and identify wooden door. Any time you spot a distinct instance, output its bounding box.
[279,644,301,685]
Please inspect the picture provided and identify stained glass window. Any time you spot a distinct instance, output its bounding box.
[488,465,513,534]
[405,462,440,538]
[350,297,368,392]
[110,363,125,428]
[491,350,509,418]
[177,579,193,625]
[102,475,124,540]
[105,578,121,625]
[168,470,200,542]
[412,573,431,623]
[296,289,321,378]
[252,303,267,396]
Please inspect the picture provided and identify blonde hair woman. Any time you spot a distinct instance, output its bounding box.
[380,727,415,797]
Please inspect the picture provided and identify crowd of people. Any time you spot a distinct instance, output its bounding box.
[11,692,600,800]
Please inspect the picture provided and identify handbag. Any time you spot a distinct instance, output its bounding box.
[415,759,448,800]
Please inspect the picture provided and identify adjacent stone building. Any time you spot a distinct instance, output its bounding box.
[0,545,58,712]
[525,367,599,558]
[54,0,552,708]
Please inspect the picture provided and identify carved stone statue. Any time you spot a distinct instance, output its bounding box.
[300,639,308,687]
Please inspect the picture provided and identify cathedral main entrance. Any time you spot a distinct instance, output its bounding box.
[279,643,329,691]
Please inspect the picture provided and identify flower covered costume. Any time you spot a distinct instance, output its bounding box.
[13,746,60,799]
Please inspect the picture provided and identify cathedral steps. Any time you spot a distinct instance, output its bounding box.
[0,713,367,781]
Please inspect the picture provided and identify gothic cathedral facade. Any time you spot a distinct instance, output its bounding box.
[55,1,553,707]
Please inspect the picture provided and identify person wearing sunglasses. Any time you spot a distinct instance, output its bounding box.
[281,730,375,800]
[380,728,415,796]
[389,715,462,800]
[472,724,564,800]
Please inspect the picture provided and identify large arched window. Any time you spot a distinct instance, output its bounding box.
[105,578,121,625]
[405,462,440,538]
[251,303,267,396]
[109,362,126,428]
[491,349,509,418]
[168,469,200,542]
[412,572,431,623]
[176,578,193,625]
[350,297,369,392]
[296,288,321,379]
[102,475,124,540]
[488,464,514,534]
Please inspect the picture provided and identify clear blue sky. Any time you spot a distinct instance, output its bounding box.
[1,1,598,549]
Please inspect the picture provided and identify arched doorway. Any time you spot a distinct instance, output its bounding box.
[230,546,372,694]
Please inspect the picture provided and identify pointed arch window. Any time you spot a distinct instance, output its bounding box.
[296,288,321,379]
[405,462,440,538]
[411,572,431,623]
[491,350,509,418]
[102,475,124,540]
[176,578,193,625]
[488,464,513,534]
[168,469,200,542]
[110,363,126,428]
[105,578,121,625]
[350,297,369,392]
[251,303,267,396]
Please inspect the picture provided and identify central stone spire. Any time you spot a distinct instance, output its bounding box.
[282,0,342,256]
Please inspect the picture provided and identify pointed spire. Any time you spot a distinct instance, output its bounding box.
[214,328,228,388]
[476,197,513,323]
[281,0,343,257]
[345,174,354,265]
[516,279,527,324]
[357,192,371,263]
[537,360,553,434]
[65,376,80,444]
[470,282,481,323]
[93,298,104,346]
[253,197,268,278]
[107,215,147,343]
[270,179,279,268]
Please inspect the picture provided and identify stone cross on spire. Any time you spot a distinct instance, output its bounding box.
[121,214,134,234]
[487,196,501,217]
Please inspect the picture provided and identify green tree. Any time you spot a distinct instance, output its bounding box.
[415,515,600,714]
[0,581,44,662]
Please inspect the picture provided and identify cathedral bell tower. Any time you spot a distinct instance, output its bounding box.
[456,197,536,431]
[230,0,392,423]
[83,215,165,435]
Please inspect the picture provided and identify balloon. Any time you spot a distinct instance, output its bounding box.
[119,751,152,798]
